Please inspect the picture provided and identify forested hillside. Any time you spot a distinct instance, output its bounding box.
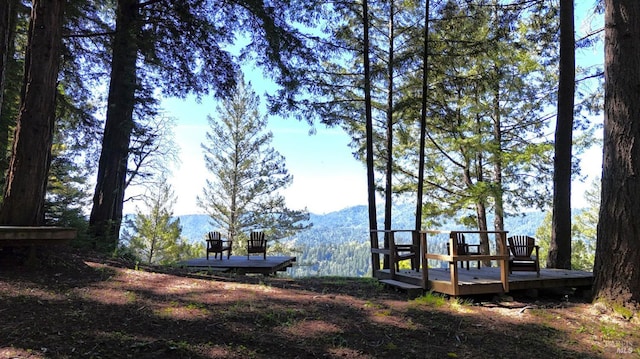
[168,204,546,277]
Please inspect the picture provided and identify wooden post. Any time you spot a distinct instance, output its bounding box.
[389,231,396,278]
[449,232,460,296]
[499,231,509,293]
[369,230,380,274]
[421,231,428,289]
[412,230,420,271]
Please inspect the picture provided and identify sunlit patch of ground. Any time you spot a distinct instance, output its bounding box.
[0,347,45,359]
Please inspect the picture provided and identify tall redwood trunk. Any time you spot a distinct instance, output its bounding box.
[0,0,17,110]
[0,0,64,225]
[0,0,19,194]
[89,0,139,249]
[548,0,575,269]
[593,0,640,304]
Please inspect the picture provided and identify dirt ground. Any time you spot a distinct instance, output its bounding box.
[0,248,638,359]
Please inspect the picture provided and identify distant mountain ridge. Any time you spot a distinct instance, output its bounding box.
[174,204,546,245]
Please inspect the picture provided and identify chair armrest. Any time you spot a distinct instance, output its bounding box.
[395,244,415,251]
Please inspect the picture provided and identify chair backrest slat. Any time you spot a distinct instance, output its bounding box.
[249,231,265,246]
[207,231,223,250]
[451,233,467,255]
[508,235,535,257]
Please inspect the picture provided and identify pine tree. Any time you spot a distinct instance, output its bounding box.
[123,176,187,265]
[198,77,310,255]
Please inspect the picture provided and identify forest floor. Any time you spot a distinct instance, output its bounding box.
[0,247,639,359]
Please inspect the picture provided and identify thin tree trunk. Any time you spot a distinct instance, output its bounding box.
[548,0,575,269]
[492,69,504,234]
[415,0,430,260]
[0,0,64,225]
[492,67,504,267]
[593,0,640,304]
[475,201,489,258]
[363,0,379,273]
[89,0,139,249]
[473,91,490,262]
[383,0,395,269]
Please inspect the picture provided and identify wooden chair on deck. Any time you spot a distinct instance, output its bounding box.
[394,243,418,272]
[247,231,267,259]
[206,231,232,260]
[447,232,480,270]
[507,235,540,277]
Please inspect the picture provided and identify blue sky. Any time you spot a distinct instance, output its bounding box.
[160,97,368,215]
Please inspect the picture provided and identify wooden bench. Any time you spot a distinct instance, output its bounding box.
[0,226,77,264]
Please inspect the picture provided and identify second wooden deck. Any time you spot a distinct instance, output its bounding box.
[377,266,593,296]
[371,229,594,296]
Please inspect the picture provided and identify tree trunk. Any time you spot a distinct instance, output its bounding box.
[492,69,504,233]
[383,0,395,269]
[548,0,575,270]
[475,200,490,263]
[415,0,429,233]
[89,0,139,249]
[0,0,19,194]
[363,0,379,272]
[593,0,640,305]
[0,0,64,225]
[0,0,16,111]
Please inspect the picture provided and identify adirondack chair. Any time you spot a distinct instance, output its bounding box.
[206,231,232,260]
[394,243,418,272]
[392,231,419,272]
[447,232,481,270]
[247,231,267,259]
[507,235,540,277]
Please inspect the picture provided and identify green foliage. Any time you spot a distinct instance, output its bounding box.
[198,77,310,255]
[122,176,196,265]
[44,144,91,229]
[535,179,599,271]
[412,1,560,225]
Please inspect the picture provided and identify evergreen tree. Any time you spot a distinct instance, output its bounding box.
[44,143,91,231]
[198,77,310,255]
[122,176,189,265]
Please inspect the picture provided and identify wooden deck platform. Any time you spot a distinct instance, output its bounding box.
[0,226,77,245]
[180,255,296,275]
[377,267,593,296]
